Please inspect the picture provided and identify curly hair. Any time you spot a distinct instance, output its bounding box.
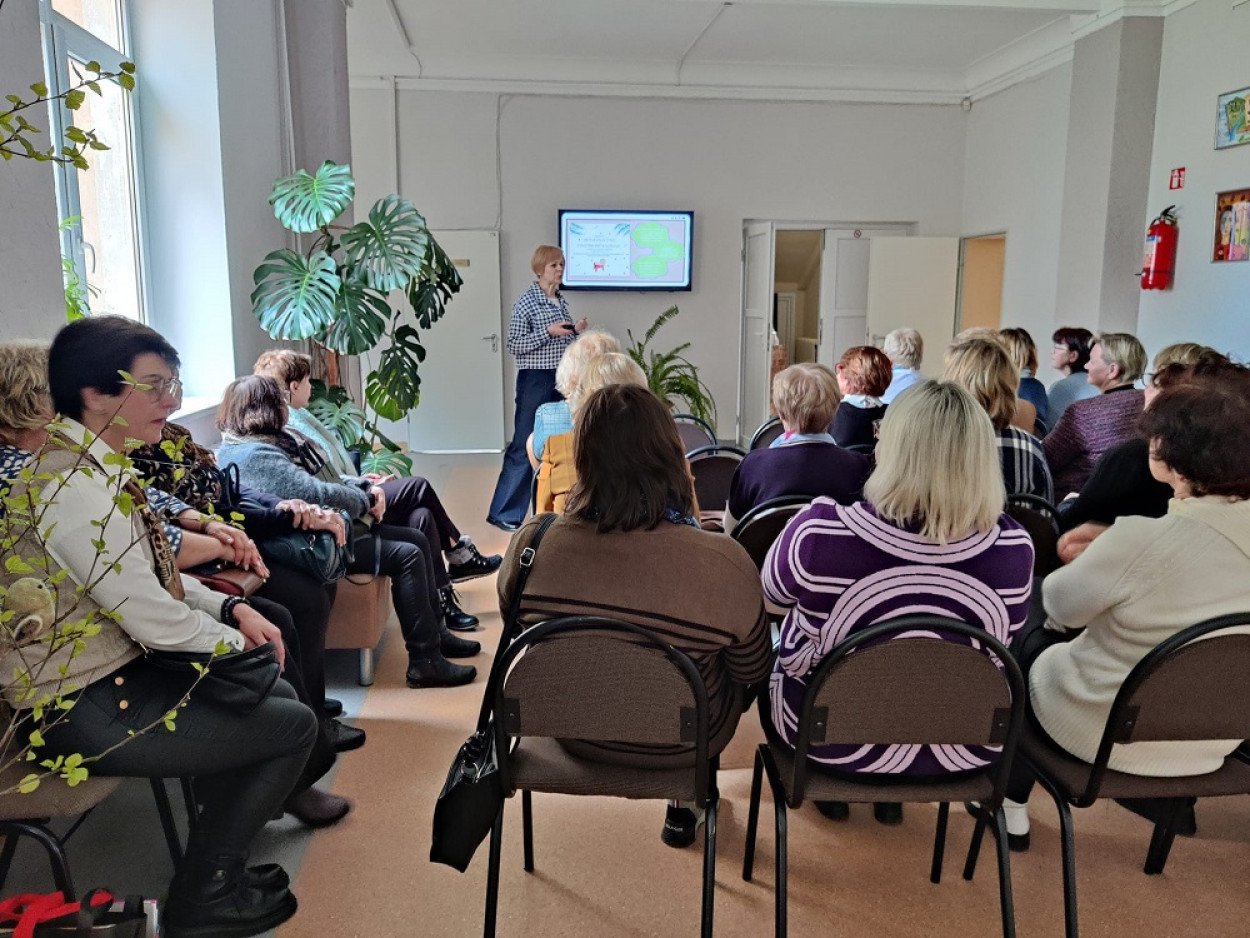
[837,346,892,397]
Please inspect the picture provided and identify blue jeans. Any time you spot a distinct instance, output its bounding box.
[488,369,562,524]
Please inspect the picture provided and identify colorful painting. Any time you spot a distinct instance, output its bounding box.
[1213,189,1250,262]
[1216,87,1250,149]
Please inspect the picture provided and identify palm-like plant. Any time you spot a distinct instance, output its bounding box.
[251,162,461,474]
[626,305,716,425]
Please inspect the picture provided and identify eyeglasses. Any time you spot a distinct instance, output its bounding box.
[1142,372,1158,387]
[134,375,183,400]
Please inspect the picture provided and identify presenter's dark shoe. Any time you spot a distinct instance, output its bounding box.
[447,541,504,582]
[327,718,367,753]
[439,627,481,659]
[661,804,706,849]
[407,657,477,688]
[284,787,352,829]
[440,585,480,631]
[873,802,903,825]
[815,800,850,821]
[322,697,344,718]
[486,515,520,533]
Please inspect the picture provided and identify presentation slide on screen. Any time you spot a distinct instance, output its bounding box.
[560,211,692,289]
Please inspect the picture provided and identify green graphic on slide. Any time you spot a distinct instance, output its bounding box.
[630,222,686,279]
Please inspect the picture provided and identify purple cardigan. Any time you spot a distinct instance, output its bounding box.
[763,500,1034,775]
[728,441,871,520]
[1043,386,1144,495]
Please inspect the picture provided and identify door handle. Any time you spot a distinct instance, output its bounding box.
[482,333,498,353]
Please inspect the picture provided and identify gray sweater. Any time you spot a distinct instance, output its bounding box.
[215,437,372,518]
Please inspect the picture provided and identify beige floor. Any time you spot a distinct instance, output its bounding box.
[279,454,1250,938]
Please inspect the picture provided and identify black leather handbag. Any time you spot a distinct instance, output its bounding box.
[256,510,354,585]
[147,641,281,714]
[430,514,555,872]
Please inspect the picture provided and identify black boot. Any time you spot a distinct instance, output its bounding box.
[406,656,477,688]
[440,585,480,631]
[440,625,481,659]
[164,838,297,938]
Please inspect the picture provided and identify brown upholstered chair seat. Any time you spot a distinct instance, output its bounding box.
[509,737,700,801]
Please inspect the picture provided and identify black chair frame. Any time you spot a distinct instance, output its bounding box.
[673,413,717,449]
[482,616,719,938]
[686,444,747,460]
[742,616,1026,938]
[749,417,783,451]
[729,495,813,550]
[1006,494,1060,530]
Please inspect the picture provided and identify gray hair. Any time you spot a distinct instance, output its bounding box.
[883,328,923,369]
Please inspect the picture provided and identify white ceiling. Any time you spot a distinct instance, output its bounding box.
[346,0,1169,102]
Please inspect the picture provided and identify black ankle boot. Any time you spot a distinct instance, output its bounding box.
[164,843,298,938]
[406,656,477,688]
[439,625,481,659]
[440,585,479,631]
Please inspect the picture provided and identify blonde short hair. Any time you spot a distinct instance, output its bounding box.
[943,337,1019,431]
[1093,333,1147,383]
[882,329,923,369]
[531,245,564,277]
[555,330,622,399]
[569,352,647,414]
[864,380,1005,544]
[1152,342,1209,372]
[998,328,1039,374]
[772,363,840,433]
[254,349,312,386]
[0,341,52,438]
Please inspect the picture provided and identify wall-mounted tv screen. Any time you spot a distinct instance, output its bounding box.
[559,210,693,291]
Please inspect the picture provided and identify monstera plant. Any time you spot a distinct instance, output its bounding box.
[251,161,462,474]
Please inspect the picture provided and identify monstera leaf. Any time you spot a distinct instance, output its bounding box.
[307,389,368,451]
[406,238,464,330]
[318,278,390,355]
[341,195,430,292]
[251,249,340,340]
[361,446,413,477]
[269,161,355,233]
[365,325,425,420]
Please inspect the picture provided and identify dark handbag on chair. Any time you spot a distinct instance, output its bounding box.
[256,510,353,585]
[147,641,281,715]
[430,514,556,872]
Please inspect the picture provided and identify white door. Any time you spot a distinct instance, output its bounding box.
[817,227,908,366]
[739,222,775,443]
[866,237,960,378]
[371,230,506,452]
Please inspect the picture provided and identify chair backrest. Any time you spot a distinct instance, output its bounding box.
[842,442,875,456]
[1006,496,1060,577]
[730,496,811,570]
[685,444,747,460]
[785,616,1025,806]
[1076,612,1250,802]
[491,616,712,802]
[749,417,784,451]
[688,451,743,514]
[673,414,717,454]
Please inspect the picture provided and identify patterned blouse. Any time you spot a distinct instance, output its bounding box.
[763,499,1034,776]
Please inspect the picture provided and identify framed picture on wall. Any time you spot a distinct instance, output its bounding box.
[1215,87,1250,149]
[1212,189,1250,262]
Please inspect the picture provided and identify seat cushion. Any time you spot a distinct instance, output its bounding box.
[0,763,121,821]
[509,737,700,801]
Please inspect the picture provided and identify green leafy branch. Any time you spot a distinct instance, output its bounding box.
[626,306,717,425]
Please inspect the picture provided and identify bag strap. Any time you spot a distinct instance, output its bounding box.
[473,513,557,730]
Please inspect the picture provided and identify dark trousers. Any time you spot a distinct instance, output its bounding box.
[47,667,316,860]
[254,566,335,709]
[1006,604,1076,803]
[487,369,562,524]
[347,525,443,662]
[380,476,460,588]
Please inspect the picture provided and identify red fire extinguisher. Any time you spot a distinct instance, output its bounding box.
[1141,205,1178,291]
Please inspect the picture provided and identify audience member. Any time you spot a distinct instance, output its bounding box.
[999,327,1050,430]
[499,384,771,849]
[1002,367,1250,850]
[0,317,315,938]
[1044,332,1146,495]
[881,328,923,403]
[255,349,500,629]
[764,381,1034,823]
[1047,326,1099,424]
[216,375,479,688]
[528,329,621,465]
[726,363,869,529]
[829,346,891,448]
[944,336,1054,502]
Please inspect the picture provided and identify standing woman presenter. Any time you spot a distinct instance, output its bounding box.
[487,245,587,531]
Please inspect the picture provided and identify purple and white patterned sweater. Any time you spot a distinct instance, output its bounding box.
[763,499,1035,775]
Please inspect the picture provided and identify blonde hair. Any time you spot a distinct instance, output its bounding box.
[254,349,312,386]
[772,363,840,433]
[530,244,563,276]
[864,380,1005,544]
[1093,333,1147,384]
[998,328,1039,374]
[943,337,1019,430]
[568,353,647,414]
[882,329,923,369]
[0,341,52,438]
[1152,342,1209,372]
[555,330,622,399]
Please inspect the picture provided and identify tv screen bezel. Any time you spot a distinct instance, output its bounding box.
[558,209,694,292]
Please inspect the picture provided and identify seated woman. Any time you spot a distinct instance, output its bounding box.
[527,329,621,466]
[255,349,499,630]
[1057,343,1216,563]
[1003,364,1250,850]
[216,376,478,688]
[0,317,317,938]
[944,336,1054,502]
[764,380,1035,823]
[0,339,351,827]
[829,346,891,448]
[535,352,648,514]
[1048,326,1099,426]
[499,384,771,848]
[999,327,1050,432]
[727,363,870,530]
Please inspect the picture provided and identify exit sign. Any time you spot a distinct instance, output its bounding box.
[1169,167,1186,190]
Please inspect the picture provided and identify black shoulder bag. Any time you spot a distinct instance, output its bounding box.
[429,514,557,872]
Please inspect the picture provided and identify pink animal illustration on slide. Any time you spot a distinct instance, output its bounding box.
[593,260,605,272]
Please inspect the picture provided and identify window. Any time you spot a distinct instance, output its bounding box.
[41,0,146,321]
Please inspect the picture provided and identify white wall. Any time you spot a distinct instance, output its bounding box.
[353,88,967,437]
[1138,0,1250,361]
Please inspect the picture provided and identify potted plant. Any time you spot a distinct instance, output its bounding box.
[626,305,717,425]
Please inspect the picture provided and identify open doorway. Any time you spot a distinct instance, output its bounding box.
[958,233,1007,332]
[774,230,823,368]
